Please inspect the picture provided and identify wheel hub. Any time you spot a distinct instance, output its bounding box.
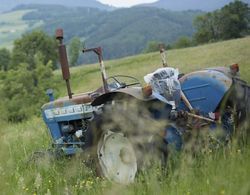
[97,130,137,184]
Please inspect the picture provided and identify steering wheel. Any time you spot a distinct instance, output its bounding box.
[107,75,141,90]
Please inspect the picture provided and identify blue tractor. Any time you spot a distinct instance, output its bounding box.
[41,29,250,184]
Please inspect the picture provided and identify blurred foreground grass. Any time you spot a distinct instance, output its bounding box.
[0,118,249,194]
[1,37,250,194]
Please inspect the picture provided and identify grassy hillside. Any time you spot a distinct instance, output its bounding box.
[0,38,250,194]
[0,9,43,49]
[2,5,200,62]
[55,36,250,95]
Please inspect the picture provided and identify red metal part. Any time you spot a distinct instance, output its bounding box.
[56,28,73,99]
[42,87,105,109]
[58,45,71,80]
[230,63,239,75]
[56,28,64,40]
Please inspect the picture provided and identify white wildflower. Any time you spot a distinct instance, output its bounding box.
[34,173,42,189]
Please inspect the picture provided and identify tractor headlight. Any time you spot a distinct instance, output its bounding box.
[44,110,54,119]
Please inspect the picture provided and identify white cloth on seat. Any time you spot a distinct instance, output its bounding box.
[144,67,181,108]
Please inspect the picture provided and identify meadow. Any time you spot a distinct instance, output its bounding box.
[0,37,250,194]
[0,10,43,49]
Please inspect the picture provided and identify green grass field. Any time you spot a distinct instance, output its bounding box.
[0,10,43,49]
[55,36,250,96]
[0,37,250,194]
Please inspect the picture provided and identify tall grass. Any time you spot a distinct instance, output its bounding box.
[0,37,250,194]
[0,118,249,194]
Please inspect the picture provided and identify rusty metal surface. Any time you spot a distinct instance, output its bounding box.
[59,45,71,80]
[82,47,108,92]
[179,69,233,89]
[116,87,153,100]
[92,87,154,106]
[56,28,63,40]
[42,87,106,110]
[56,28,72,99]
[42,94,92,109]
[159,44,168,67]
[205,67,233,77]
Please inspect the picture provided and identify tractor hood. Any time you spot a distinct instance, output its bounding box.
[42,87,104,110]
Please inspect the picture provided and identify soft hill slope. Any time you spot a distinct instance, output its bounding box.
[0,0,112,13]
[0,9,42,49]
[141,0,245,11]
[58,37,250,95]
[4,5,200,62]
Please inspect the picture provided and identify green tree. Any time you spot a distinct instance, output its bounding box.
[68,37,81,66]
[11,30,58,70]
[173,36,193,49]
[194,12,218,43]
[0,58,56,122]
[194,1,250,44]
[219,1,250,39]
[0,64,35,121]
[143,41,163,53]
[0,48,11,71]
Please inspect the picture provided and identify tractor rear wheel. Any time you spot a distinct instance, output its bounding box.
[91,98,168,183]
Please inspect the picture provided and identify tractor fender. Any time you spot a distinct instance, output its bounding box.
[178,69,233,113]
[91,87,153,106]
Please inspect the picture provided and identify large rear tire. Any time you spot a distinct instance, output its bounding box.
[91,98,168,183]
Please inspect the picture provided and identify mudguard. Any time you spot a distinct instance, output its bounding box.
[91,87,153,106]
[178,69,233,114]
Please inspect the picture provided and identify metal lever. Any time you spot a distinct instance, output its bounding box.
[82,47,108,93]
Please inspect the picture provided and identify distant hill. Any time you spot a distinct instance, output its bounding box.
[0,0,113,13]
[140,0,249,11]
[2,0,247,13]
[18,5,201,64]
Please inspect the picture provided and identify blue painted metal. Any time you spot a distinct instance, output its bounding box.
[48,114,91,122]
[164,125,183,150]
[41,101,100,153]
[61,147,82,155]
[178,69,232,114]
[42,111,62,140]
[46,89,55,102]
[41,66,236,158]
[46,122,62,140]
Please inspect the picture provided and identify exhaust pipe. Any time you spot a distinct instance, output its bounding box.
[56,29,73,99]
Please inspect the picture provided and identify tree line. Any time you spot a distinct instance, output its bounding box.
[0,31,58,122]
[194,0,249,43]
[21,5,199,64]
